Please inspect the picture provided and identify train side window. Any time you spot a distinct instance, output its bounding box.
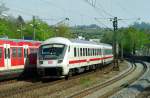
[100,49,102,55]
[78,48,80,57]
[5,48,10,59]
[98,49,100,55]
[96,49,98,56]
[88,48,89,56]
[80,48,82,56]
[18,48,22,57]
[12,48,17,57]
[24,49,28,58]
[68,46,70,52]
[110,49,112,54]
[86,48,88,56]
[93,49,94,56]
[83,48,85,56]
[5,48,7,59]
[8,48,10,58]
[90,48,92,56]
[90,49,92,56]
[89,48,91,56]
[74,48,76,57]
[0,48,2,58]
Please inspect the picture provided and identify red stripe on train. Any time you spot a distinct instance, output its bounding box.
[69,56,113,64]
[69,59,87,64]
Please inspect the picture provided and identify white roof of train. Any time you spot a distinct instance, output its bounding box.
[42,37,112,48]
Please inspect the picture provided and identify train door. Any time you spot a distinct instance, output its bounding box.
[0,45,5,70]
[11,47,24,67]
[4,44,11,69]
[11,47,18,66]
[17,47,24,65]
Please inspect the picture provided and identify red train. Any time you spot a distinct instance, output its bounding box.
[0,38,41,80]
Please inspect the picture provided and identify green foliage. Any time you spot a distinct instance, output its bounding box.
[55,23,73,38]
[24,20,55,41]
[101,27,150,54]
[0,15,73,40]
[101,30,113,44]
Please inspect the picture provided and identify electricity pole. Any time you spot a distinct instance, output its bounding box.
[113,17,119,70]
[32,16,36,40]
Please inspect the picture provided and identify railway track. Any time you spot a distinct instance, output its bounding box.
[0,79,18,86]
[0,64,113,98]
[67,61,147,98]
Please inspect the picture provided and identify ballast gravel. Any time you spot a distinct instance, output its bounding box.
[110,62,150,98]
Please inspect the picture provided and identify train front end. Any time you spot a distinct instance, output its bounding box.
[37,43,67,78]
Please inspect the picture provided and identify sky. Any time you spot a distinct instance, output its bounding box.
[1,0,150,27]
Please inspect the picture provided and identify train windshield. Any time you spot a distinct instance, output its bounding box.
[39,44,66,59]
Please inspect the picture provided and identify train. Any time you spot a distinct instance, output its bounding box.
[0,38,41,80]
[37,37,113,79]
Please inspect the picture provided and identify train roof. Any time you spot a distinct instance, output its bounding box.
[42,37,112,48]
[70,39,98,45]
[0,38,41,43]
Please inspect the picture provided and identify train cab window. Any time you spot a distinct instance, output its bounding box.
[12,48,17,57]
[74,48,77,57]
[18,48,22,57]
[0,48,2,58]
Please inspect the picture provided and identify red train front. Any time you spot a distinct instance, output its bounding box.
[0,39,41,80]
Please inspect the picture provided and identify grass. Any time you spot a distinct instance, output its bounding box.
[80,77,93,87]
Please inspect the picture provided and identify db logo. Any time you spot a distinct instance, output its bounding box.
[48,60,53,64]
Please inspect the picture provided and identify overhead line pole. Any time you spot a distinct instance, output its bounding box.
[113,17,119,70]
[32,16,36,40]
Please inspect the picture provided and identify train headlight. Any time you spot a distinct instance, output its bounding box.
[39,61,43,64]
[58,60,63,63]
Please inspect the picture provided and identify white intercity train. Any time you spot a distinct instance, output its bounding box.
[37,37,113,79]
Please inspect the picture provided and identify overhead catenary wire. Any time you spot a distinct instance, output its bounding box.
[113,0,138,19]
[84,0,114,17]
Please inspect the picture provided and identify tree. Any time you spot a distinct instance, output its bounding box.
[16,15,25,39]
[0,3,9,15]
[55,23,73,38]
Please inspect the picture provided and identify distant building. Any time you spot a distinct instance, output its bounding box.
[77,36,85,40]
[89,39,101,43]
